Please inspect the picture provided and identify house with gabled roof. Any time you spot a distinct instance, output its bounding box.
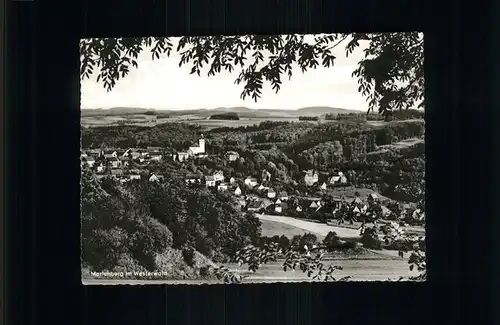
[295,203,303,212]
[367,193,379,204]
[309,201,320,210]
[329,171,347,184]
[267,188,276,199]
[149,173,159,182]
[247,200,264,212]
[188,136,205,155]
[213,170,224,182]
[352,197,363,205]
[205,175,216,187]
[304,170,319,186]
[257,184,267,192]
[261,169,271,183]
[82,155,95,167]
[320,182,327,190]
[234,186,242,196]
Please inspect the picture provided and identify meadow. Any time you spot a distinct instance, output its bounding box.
[81,114,305,129]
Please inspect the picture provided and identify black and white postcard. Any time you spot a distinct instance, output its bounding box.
[80,33,425,285]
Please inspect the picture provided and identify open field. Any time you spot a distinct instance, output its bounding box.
[165,117,304,130]
[258,213,424,240]
[257,214,361,238]
[82,258,413,284]
[81,114,305,129]
[260,218,321,239]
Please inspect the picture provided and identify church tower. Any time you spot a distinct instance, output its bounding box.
[198,134,205,153]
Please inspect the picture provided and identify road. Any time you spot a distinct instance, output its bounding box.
[256,213,362,238]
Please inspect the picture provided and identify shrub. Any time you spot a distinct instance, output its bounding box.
[323,231,343,251]
[83,227,130,271]
[290,235,302,249]
[299,233,318,251]
[182,248,195,267]
[360,227,382,250]
[277,235,291,250]
[342,240,357,249]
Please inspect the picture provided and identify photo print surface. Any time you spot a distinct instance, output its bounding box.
[80,33,425,285]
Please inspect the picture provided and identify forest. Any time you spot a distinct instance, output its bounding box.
[209,112,240,120]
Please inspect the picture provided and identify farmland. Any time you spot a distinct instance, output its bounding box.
[81,114,307,130]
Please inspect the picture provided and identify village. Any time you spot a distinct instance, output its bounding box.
[81,135,425,229]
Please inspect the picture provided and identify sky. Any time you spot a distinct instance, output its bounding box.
[81,34,372,111]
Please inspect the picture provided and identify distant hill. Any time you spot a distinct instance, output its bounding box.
[81,106,364,118]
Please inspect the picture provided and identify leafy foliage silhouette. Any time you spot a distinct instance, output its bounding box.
[80,33,423,115]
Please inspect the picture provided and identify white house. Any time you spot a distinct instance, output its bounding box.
[85,156,95,167]
[275,204,283,214]
[257,184,267,192]
[309,201,320,209]
[267,188,276,199]
[275,198,282,205]
[329,171,347,184]
[149,174,160,182]
[352,204,368,214]
[244,177,258,187]
[320,182,327,190]
[296,205,303,212]
[96,164,106,173]
[149,151,162,161]
[177,152,190,162]
[368,193,379,204]
[304,170,319,186]
[130,174,141,181]
[217,183,228,192]
[229,177,236,184]
[188,136,206,155]
[213,170,224,182]
[234,186,242,196]
[225,151,239,162]
[205,175,216,187]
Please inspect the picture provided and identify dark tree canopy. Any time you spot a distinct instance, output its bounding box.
[80,33,424,115]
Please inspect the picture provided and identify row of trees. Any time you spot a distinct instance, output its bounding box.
[325,109,424,121]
